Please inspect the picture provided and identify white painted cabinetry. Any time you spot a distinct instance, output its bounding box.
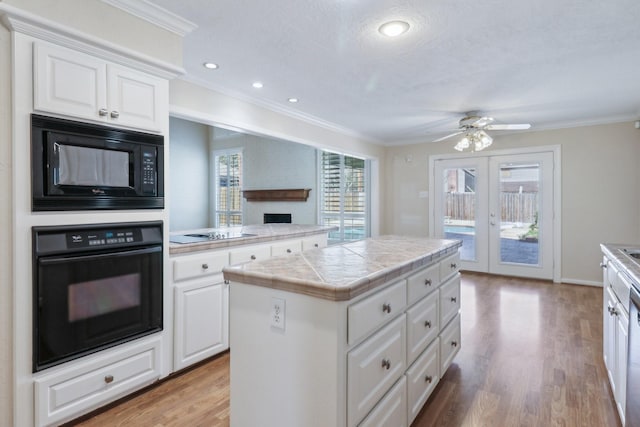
[228,249,461,427]
[172,234,329,371]
[33,336,162,427]
[601,255,629,425]
[33,42,165,132]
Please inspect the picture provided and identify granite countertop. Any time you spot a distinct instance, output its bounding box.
[601,243,640,286]
[223,236,462,301]
[169,224,337,255]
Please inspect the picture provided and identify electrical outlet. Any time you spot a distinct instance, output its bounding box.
[270,297,286,330]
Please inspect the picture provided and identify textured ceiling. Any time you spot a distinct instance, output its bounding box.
[147,0,640,145]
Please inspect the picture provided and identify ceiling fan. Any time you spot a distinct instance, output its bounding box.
[433,113,531,151]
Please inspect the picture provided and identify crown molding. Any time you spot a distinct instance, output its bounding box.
[101,0,197,36]
[0,3,184,79]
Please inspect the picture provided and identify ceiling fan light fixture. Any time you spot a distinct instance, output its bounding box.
[454,135,470,151]
[379,20,410,37]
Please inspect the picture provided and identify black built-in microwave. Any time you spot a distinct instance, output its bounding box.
[31,114,164,211]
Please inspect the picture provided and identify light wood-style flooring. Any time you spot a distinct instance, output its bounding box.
[70,273,620,427]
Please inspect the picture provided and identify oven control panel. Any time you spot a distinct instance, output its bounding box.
[66,229,143,248]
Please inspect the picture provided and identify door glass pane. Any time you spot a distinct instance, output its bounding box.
[498,163,539,265]
[443,167,477,262]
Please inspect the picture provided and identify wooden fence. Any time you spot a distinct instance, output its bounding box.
[445,192,538,223]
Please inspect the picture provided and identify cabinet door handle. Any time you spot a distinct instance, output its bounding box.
[98,108,108,116]
[424,279,432,286]
[600,262,607,269]
[314,243,319,247]
[382,303,392,314]
[425,375,433,383]
[451,296,457,303]
[224,279,230,285]
[250,255,256,260]
[451,341,458,347]
[381,359,391,370]
[104,375,114,384]
[451,263,457,269]
[110,110,120,119]
[202,263,209,270]
[286,249,292,253]
[424,320,431,328]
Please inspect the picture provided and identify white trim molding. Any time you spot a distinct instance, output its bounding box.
[101,0,198,36]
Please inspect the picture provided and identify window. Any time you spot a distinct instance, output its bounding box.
[213,149,243,227]
[319,151,369,244]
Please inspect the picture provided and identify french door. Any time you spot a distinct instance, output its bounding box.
[432,151,555,280]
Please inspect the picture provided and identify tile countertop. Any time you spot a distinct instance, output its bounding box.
[223,236,462,301]
[169,224,337,255]
[601,243,640,286]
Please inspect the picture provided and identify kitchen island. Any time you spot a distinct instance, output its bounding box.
[223,236,462,427]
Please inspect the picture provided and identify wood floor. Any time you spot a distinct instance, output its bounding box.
[71,273,620,427]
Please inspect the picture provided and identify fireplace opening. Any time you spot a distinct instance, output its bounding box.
[264,213,292,224]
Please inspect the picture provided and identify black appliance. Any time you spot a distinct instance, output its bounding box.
[32,221,163,372]
[31,114,164,211]
[264,213,292,224]
[627,284,640,425]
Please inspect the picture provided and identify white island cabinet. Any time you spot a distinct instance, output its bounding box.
[224,236,462,427]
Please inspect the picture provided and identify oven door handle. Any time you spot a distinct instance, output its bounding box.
[38,246,161,265]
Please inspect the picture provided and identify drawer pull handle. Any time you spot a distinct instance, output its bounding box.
[250,255,256,260]
[424,320,431,328]
[314,243,319,247]
[110,110,120,119]
[286,249,292,253]
[451,341,458,347]
[98,108,108,116]
[451,263,457,269]
[425,375,433,383]
[381,359,391,370]
[202,263,209,270]
[104,375,114,384]
[382,303,392,314]
[451,297,457,303]
[424,279,432,286]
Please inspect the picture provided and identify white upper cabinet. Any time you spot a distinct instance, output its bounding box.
[33,42,165,132]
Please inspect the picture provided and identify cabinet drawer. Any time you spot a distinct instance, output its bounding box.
[358,376,407,427]
[173,251,229,282]
[348,280,407,345]
[271,240,302,257]
[301,234,327,251]
[229,244,271,265]
[406,291,439,365]
[348,315,406,427]
[407,264,439,305]
[406,338,440,424]
[34,336,161,427]
[439,274,461,328]
[439,313,461,376]
[439,252,460,281]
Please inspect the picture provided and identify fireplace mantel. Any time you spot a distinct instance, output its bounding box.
[242,189,311,202]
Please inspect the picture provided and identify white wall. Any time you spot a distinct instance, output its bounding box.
[213,133,318,225]
[383,121,640,285]
[169,117,211,231]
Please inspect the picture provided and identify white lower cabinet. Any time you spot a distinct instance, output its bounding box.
[406,338,440,424]
[174,277,229,371]
[34,335,161,427]
[439,314,461,375]
[359,376,408,427]
[348,315,407,427]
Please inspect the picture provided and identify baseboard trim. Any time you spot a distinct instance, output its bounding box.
[560,278,602,287]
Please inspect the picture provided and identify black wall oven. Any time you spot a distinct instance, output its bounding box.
[32,221,163,372]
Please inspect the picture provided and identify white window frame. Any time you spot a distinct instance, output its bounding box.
[211,148,244,227]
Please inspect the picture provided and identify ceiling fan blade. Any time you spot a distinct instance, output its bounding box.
[485,124,531,130]
[433,131,463,142]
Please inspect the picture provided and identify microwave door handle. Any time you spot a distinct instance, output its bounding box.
[38,246,161,265]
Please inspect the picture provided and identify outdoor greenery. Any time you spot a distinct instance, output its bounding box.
[519,212,539,242]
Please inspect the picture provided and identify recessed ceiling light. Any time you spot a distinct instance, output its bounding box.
[378,20,410,37]
[252,81,263,89]
[288,98,299,103]
[203,62,219,69]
